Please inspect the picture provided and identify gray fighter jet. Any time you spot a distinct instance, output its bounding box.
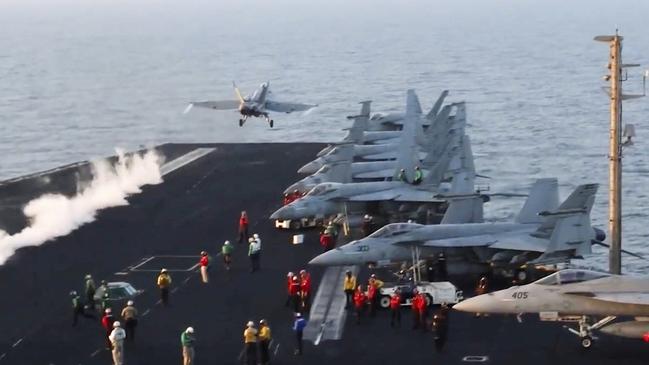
[308,179,605,275]
[298,100,460,175]
[454,268,649,348]
[271,90,467,221]
[314,90,450,158]
[288,103,462,192]
[184,81,316,128]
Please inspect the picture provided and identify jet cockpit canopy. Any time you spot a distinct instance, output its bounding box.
[534,269,610,286]
[368,223,422,239]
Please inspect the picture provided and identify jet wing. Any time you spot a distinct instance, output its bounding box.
[347,191,401,201]
[566,292,649,306]
[353,169,396,179]
[414,231,548,251]
[187,100,240,110]
[346,188,439,202]
[265,100,317,113]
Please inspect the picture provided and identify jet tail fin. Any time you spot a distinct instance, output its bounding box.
[232,81,245,103]
[514,178,559,224]
[343,101,372,143]
[440,195,484,224]
[426,90,449,120]
[534,183,598,237]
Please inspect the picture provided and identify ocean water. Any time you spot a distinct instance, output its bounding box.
[1,0,648,272]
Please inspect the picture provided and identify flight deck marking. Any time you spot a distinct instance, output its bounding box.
[128,255,201,272]
[160,148,216,176]
[11,339,22,348]
[462,355,489,362]
[142,309,151,317]
[90,349,101,357]
[0,353,6,360]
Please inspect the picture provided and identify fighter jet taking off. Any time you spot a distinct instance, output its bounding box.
[184,81,317,127]
[454,269,649,348]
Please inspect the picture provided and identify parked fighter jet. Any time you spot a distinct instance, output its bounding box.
[271,90,466,221]
[315,90,450,157]
[299,101,461,175]
[454,268,649,348]
[184,82,317,127]
[308,180,605,276]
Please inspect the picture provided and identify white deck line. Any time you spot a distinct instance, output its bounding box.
[304,265,358,343]
[160,148,216,176]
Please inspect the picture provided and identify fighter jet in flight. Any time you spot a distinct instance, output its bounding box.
[184,81,317,128]
[308,180,605,277]
[454,268,649,348]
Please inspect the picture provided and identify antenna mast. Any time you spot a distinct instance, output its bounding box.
[594,31,643,274]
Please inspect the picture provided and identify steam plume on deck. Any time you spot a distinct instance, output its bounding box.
[0,149,163,265]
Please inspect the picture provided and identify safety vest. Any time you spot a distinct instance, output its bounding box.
[390,294,401,310]
[343,276,356,290]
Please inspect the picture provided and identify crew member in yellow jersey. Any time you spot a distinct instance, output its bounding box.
[243,321,258,365]
[258,319,272,365]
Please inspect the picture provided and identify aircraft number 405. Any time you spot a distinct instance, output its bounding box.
[511,291,528,299]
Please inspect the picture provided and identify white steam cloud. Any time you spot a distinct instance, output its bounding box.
[0,149,164,265]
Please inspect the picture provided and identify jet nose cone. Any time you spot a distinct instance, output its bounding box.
[270,205,296,220]
[298,160,322,174]
[453,294,496,313]
[283,182,303,195]
[309,249,342,266]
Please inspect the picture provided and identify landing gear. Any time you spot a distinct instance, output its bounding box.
[239,119,243,127]
[565,315,616,349]
[270,119,274,128]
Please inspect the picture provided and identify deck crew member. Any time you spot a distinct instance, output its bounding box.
[84,274,96,310]
[367,282,378,317]
[248,236,262,272]
[289,275,301,313]
[299,269,312,311]
[413,166,423,185]
[238,211,249,244]
[101,308,115,350]
[199,251,209,283]
[285,272,295,306]
[293,313,307,355]
[71,290,93,326]
[319,230,334,251]
[432,303,449,350]
[413,291,428,331]
[474,276,488,317]
[368,274,384,316]
[222,240,233,271]
[157,268,172,306]
[390,288,402,327]
[181,327,196,365]
[397,168,407,182]
[101,292,112,313]
[243,321,258,365]
[326,221,339,241]
[343,270,356,309]
[353,285,367,325]
[258,319,272,365]
[361,215,373,237]
[120,300,138,342]
[411,289,422,329]
[109,321,126,365]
